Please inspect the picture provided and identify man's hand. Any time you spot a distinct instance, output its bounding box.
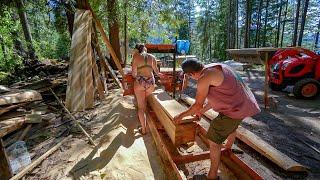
[173,114,182,125]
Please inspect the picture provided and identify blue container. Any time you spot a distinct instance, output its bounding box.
[176,40,190,54]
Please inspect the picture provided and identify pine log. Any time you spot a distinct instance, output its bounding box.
[0,90,42,106]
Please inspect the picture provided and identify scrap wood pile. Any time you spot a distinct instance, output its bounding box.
[0,8,125,179]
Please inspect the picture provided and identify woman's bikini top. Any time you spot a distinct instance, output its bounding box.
[137,53,153,71]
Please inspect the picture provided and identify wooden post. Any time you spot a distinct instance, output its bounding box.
[264,52,269,109]
[0,138,12,180]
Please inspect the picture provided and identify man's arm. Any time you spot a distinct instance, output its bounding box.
[174,68,224,124]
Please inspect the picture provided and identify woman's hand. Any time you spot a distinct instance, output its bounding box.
[173,114,182,124]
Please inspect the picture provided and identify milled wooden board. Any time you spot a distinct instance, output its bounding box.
[65,9,94,112]
[0,90,42,106]
[182,95,307,172]
[147,89,196,145]
[236,126,307,172]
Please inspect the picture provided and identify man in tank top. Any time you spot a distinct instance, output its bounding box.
[173,58,260,179]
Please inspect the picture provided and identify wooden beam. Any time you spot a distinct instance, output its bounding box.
[147,89,196,146]
[0,90,42,106]
[10,135,72,180]
[236,126,307,172]
[181,95,307,172]
[91,27,122,88]
[87,6,124,77]
[0,138,12,180]
[146,112,183,180]
[173,151,210,164]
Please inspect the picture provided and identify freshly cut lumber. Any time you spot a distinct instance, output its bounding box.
[10,135,72,180]
[146,112,184,180]
[182,95,307,172]
[0,138,12,180]
[147,89,196,146]
[65,9,94,112]
[236,126,307,172]
[0,90,42,106]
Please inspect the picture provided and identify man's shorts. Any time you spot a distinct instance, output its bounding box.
[206,114,242,144]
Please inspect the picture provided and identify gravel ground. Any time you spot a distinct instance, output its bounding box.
[182,67,320,180]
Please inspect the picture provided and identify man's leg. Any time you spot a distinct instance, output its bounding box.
[208,140,222,180]
[224,130,236,149]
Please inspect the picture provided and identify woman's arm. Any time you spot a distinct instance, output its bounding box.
[131,56,137,78]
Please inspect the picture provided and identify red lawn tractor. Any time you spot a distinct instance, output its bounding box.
[268,48,320,99]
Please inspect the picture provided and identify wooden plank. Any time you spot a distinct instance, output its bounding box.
[182,95,307,172]
[10,135,72,180]
[88,6,124,77]
[173,151,210,165]
[0,90,42,106]
[146,112,184,180]
[65,9,94,112]
[0,103,28,116]
[91,27,122,88]
[236,126,307,172]
[0,138,12,180]
[147,89,196,145]
[91,57,105,99]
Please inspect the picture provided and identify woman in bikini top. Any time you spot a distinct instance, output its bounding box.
[131,43,163,135]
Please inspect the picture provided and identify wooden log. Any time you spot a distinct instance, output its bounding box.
[146,112,183,180]
[0,138,12,180]
[0,103,28,116]
[147,89,196,146]
[10,135,72,180]
[18,125,32,141]
[182,95,307,172]
[0,114,42,138]
[65,9,94,112]
[0,90,42,106]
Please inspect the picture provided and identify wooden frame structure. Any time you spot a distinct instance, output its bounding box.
[226,48,280,109]
[146,89,263,179]
[145,44,178,97]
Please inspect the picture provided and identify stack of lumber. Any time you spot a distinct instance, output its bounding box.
[65,9,123,112]
[147,89,197,146]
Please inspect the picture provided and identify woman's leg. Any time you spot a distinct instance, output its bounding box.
[134,84,147,134]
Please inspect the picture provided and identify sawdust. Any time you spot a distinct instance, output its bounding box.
[26,90,166,180]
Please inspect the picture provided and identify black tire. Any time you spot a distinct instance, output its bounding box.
[269,82,285,91]
[293,78,320,99]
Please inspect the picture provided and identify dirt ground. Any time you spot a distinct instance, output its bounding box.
[184,66,320,180]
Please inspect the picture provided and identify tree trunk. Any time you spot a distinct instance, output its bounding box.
[244,0,251,48]
[255,0,263,47]
[292,0,301,46]
[280,0,289,47]
[227,0,231,49]
[64,2,75,38]
[298,0,309,46]
[107,0,123,69]
[0,36,7,61]
[315,18,320,49]
[236,0,239,48]
[15,0,36,60]
[123,0,128,66]
[276,0,283,47]
[263,0,270,47]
